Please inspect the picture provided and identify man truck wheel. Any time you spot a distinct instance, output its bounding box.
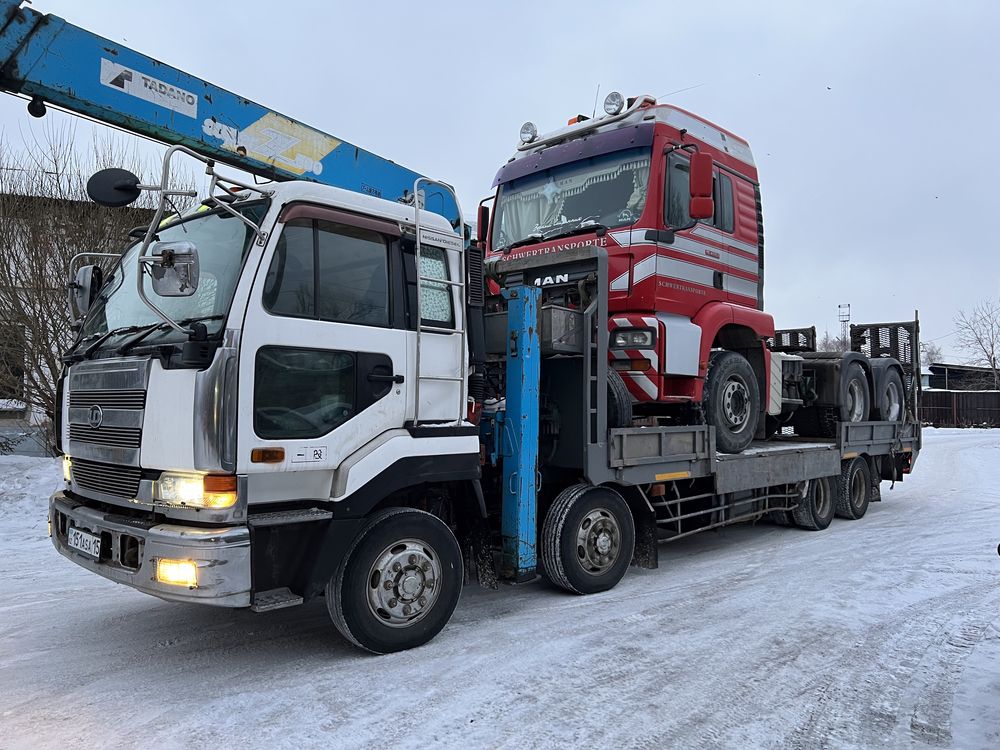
[875,368,904,422]
[840,363,870,424]
[541,484,635,595]
[607,369,633,428]
[791,476,835,530]
[836,456,872,520]
[704,351,760,454]
[326,507,463,653]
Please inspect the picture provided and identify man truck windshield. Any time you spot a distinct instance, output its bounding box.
[76,201,267,352]
[491,146,651,251]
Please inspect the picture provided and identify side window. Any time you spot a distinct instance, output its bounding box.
[262,221,315,317]
[316,220,389,326]
[262,218,389,326]
[716,173,735,233]
[419,247,454,326]
[665,152,691,228]
[254,347,355,439]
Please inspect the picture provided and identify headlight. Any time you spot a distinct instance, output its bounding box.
[612,329,654,348]
[62,455,72,483]
[519,121,538,144]
[156,558,198,588]
[154,472,237,509]
[604,91,625,116]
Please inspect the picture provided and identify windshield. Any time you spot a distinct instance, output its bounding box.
[491,146,651,251]
[77,201,267,352]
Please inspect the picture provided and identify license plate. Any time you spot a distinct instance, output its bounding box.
[67,526,102,559]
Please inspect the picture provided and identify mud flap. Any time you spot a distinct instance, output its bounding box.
[631,506,659,570]
[463,520,499,590]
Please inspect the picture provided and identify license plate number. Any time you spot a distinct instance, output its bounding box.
[67,526,101,559]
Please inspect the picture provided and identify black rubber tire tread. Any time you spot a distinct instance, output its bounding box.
[703,350,761,454]
[607,369,633,429]
[791,476,835,531]
[325,507,463,654]
[836,456,873,520]
[875,368,905,422]
[541,484,635,595]
[839,362,871,424]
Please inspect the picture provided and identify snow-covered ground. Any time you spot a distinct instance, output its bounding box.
[2,429,999,749]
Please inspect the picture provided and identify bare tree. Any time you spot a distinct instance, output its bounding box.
[954,299,1000,390]
[920,340,943,368]
[818,330,848,353]
[0,125,194,453]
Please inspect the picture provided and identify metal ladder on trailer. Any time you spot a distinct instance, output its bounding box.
[411,177,467,427]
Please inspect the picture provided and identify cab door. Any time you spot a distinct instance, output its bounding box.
[236,204,408,497]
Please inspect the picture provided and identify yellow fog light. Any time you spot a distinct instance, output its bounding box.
[156,558,198,588]
[154,472,238,509]
[62,455,72,482]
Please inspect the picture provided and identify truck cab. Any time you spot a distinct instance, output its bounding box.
[482,94,883,452]
[52,153,481,648]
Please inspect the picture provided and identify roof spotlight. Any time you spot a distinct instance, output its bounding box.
[603,91,625,116]
[519,121,538,144]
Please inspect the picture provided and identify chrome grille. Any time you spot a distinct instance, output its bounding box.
[69,424,142,448]
[71,458,142,499]
[69,389,146,410]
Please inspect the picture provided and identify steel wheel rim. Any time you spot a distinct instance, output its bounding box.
[366,538,441,628]
[850,468,867,510]
[885,381,902,421]
[847,379,865,422]
[813,479,830,518]
[576,507,621,576]
[722,376,751,432]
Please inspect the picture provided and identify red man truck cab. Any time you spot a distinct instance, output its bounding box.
[482,94,775,452]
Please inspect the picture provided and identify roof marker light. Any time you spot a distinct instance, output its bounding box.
[519,121,538,144]
[603,91,625,116]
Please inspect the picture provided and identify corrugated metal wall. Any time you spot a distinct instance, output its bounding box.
[920,390,1000,427]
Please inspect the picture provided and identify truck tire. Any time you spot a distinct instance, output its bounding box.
[703,350,760,454]
[836,456,872,520]
[607,369,633,429]
[326,507,463,654]
[541,484,635,595]
[875,368,904,422]
[840,362,870,425]
[791,476,835,530]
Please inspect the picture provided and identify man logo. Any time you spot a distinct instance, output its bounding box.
[88,405,104,429]
[533,273,569,286]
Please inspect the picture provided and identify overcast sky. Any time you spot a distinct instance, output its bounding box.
[0,0,995,357]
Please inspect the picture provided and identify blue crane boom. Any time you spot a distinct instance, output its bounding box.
[0,0,460,226]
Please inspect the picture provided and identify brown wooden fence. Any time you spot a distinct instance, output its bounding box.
[919,390,1000,427]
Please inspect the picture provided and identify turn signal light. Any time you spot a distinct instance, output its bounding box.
[156,558,198,588]
[203,475,238,508]
[251,447,285,464]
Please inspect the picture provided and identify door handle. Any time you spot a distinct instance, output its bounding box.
[368,372,405,384]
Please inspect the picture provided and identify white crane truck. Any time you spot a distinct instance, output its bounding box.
[0,1,922,652]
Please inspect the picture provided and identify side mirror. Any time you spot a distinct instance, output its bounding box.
[688,152,715,220]
[69,265,103,318]
[87,168,142,207]
[148,241,200,297]
[477,204,490,245]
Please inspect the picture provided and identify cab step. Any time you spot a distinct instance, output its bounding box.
[248,508,333,527]
[251,587,304,612]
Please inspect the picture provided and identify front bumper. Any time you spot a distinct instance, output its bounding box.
[49,491,251,607]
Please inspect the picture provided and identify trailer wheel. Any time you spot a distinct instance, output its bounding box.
[836,456,872,520]
[840,363,870,424]
[791,476,835,530]
[326,507,462,653]
[703,351,760,454]
[607,369,633,428]
[541,484,635,594]
[875,368,904,422]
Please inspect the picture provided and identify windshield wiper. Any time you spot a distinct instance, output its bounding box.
[500,232,544,253]
[116,314,225,355]
[540,221,607,242]
[69,325,147,362]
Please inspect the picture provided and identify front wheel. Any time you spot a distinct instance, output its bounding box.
[327,507,463,653]
[703,351,761,454]
[541,484,635,594]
